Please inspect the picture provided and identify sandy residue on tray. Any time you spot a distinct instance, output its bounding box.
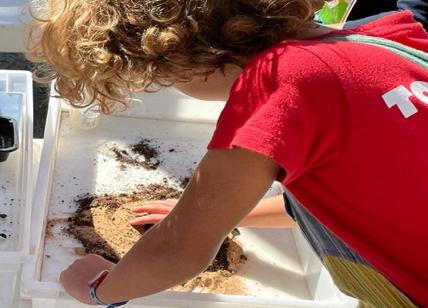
[172,271,244,294]
[171,236,246,295]
[67,184,246,294]
[45,218,68,239]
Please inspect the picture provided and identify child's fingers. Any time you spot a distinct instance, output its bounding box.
[129,214,166,225]
[132,204,174,214]
[162,199,178,205]
[135,199,177,206]
[132,201,177,214]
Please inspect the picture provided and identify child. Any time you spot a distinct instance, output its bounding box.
[28,0,428,307]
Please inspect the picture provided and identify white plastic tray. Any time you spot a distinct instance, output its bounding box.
[0,70,33,308]
[23,89,357,308]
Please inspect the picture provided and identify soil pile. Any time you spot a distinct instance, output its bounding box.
[67,184,246,294]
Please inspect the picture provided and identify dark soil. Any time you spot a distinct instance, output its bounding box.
[180,177,190,189]
[207,237,234,272]
[112,139,160,170]
[131,139,159,161]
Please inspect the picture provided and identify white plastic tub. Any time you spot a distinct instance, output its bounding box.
[0,70,33,308]
[23,88,357,308]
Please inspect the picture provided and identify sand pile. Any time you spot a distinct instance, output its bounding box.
[67,184,246,294]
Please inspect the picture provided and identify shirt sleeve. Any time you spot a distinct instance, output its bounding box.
[208,44,349,184]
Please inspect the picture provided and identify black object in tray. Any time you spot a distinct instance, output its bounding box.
[0,117,19,162]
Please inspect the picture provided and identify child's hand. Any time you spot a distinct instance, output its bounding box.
[129,196,296,229]
[129,199,178,226]
[60,254,115,305]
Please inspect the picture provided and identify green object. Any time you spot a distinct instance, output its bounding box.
[318,1,349,24]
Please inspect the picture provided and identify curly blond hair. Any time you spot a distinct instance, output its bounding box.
[27,0,324,113]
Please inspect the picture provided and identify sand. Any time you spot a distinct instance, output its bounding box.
[67,184,246,294]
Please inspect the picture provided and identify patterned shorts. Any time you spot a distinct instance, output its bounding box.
[283,191,418,308]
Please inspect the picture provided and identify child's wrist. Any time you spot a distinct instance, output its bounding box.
[93,272,127,306]
[95,279,115,304]
[93,278,109,304]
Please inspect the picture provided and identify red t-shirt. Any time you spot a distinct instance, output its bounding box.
[208,11,428,304]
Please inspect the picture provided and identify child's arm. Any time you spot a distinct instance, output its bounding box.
[239,195,297,228]
[131,195,297,228]
[60,147,280,304]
